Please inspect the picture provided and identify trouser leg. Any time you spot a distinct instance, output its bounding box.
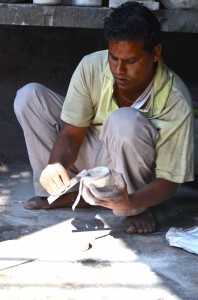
[100,107,159,216]
[72,107,159,216]
[14,83,64,196]
[70,125,112,174]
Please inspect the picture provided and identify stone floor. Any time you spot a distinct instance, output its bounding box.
[0,75,198,300]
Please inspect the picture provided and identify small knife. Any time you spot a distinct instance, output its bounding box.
[47,169,88,204]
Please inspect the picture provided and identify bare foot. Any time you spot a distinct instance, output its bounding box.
[23,191,90,210]
[124,209,156,234]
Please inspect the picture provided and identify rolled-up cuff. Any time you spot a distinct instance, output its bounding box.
[113,207,147,217]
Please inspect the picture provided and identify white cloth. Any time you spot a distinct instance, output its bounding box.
[166,226,198,255]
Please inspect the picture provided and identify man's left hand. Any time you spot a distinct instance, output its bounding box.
[82,171,132,210]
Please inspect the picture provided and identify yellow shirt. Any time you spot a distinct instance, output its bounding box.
[61,50,194,183]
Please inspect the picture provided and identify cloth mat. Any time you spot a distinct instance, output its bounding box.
[166,226,198,255]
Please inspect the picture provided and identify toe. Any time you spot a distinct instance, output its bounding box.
[23,202,31,209]
[23,200,37,210]
[136,223,144,234]
[124,210,156,234]
[125,223,137,233]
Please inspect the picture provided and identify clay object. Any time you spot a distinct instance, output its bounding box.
[82,166,115,188]
[72,166,115,210]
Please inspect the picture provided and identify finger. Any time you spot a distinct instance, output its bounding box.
[46,166,65,191]
[89,184,117,199]
[40,164,70,195]
[40,174,63,195]
[40,175,58,195]
[54,164,70,186]
[111,170,126,190]
[82,185,101,206]
[48,164,68,187]
[82,186,114,209]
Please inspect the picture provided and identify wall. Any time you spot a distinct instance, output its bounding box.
[0,25,197,92]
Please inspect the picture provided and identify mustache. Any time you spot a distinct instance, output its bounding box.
[113,75,128,80]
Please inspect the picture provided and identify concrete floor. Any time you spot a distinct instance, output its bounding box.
[0,73,198,300]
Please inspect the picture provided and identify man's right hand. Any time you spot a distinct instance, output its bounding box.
[40,163,71,196]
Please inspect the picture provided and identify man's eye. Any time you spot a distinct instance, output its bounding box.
[127,60,136,64]
[110,56,117,61]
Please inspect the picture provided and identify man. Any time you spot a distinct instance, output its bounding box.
[14,1,194,234]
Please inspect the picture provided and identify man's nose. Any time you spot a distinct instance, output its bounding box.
[116,61,126,74]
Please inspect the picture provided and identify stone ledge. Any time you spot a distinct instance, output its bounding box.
[0,4,110,28]
[154,9,198,33]
[0,4,198,32]
[109,0,159,10]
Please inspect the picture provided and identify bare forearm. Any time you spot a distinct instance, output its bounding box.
[48,123,87,169]
[128,178,179,209]
[49,134,78,168]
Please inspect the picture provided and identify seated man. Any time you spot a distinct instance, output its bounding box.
[14,1,194,234]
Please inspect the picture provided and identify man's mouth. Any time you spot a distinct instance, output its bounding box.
[114,77,128,86]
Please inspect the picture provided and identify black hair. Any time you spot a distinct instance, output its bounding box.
[104,1,161,52]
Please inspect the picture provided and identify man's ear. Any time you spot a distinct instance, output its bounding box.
[153,44,161,62]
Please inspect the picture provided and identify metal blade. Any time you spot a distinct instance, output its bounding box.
[47,169,88,204]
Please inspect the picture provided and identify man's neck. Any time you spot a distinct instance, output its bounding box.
[114,78,154,108]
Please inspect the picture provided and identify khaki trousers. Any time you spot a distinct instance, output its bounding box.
[14,83,159,216]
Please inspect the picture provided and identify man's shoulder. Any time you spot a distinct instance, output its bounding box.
[83,49,108,59]
[171,70,192,107]
[77,50,109,80]
[82,50,108,66]
[161,60,192,108]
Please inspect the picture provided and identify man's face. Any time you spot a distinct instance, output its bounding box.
[108,39,160,92]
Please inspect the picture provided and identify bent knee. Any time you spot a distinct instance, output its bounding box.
[14,83,44,116]
[101,107,158,144]
[106,107,143,135]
